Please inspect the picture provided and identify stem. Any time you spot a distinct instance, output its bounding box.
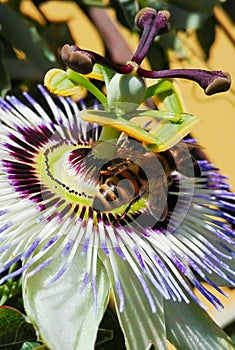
[67,69,107,104]
[98,126,121,142]
[88,7,133,64]
[214,6,235,46]
[138,67,231,95]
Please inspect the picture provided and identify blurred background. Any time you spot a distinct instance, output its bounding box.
[0,0,235,348]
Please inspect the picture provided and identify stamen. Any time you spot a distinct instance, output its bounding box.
[61,44,132,75]
[61,45,95,75]
[138,68,231,95]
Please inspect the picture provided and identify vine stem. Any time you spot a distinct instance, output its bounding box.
[88,7,133,64]
[213,5,235,45]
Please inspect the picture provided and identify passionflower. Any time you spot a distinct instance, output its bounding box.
[0,84,235,349]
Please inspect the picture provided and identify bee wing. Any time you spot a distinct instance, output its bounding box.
[184,141,203,177]
[187,155,201,177]
[169,142,201,177]
[103,159,131,173]
[184,141,204,150]
[147,176,168,221]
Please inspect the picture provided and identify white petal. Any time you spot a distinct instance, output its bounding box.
[23,245,110,350]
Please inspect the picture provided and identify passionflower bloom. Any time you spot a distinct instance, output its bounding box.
[1,7,235,350]
[0,86,235,349]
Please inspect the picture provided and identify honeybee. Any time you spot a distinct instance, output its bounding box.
[92,136,201,222]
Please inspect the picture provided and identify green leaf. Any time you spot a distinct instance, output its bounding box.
[168,7,210,30]
[76,0,107,6]
[0,56,11,97]
[145,1,213,30]
[97,308,126,349]
[223,0,235,23]
[31,0,48,8]
[0,306,36,349]
[3,58,46,81]
[196,16,216,59]
[0,38,11,96]
[38,22,74,51]
[147,41,170,71]
[21,341,47,350]
[224,322,235,346]
[4,0,21,11]
[110,0,138,29]
[165,298,235,350]
[0,262,22,306]
[23,242,111,350]
[165,0,219,13]
[96,328,113,346]
[0,4,58,72]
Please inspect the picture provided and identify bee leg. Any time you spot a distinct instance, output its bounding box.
[115,194,141,223]
[107,159,132,173]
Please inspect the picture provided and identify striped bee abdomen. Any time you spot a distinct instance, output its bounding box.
[93,163,143,212]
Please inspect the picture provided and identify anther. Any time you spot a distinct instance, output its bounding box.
[61,44,94,75]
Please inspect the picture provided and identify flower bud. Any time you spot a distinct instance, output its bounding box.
[107,73,146,112]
